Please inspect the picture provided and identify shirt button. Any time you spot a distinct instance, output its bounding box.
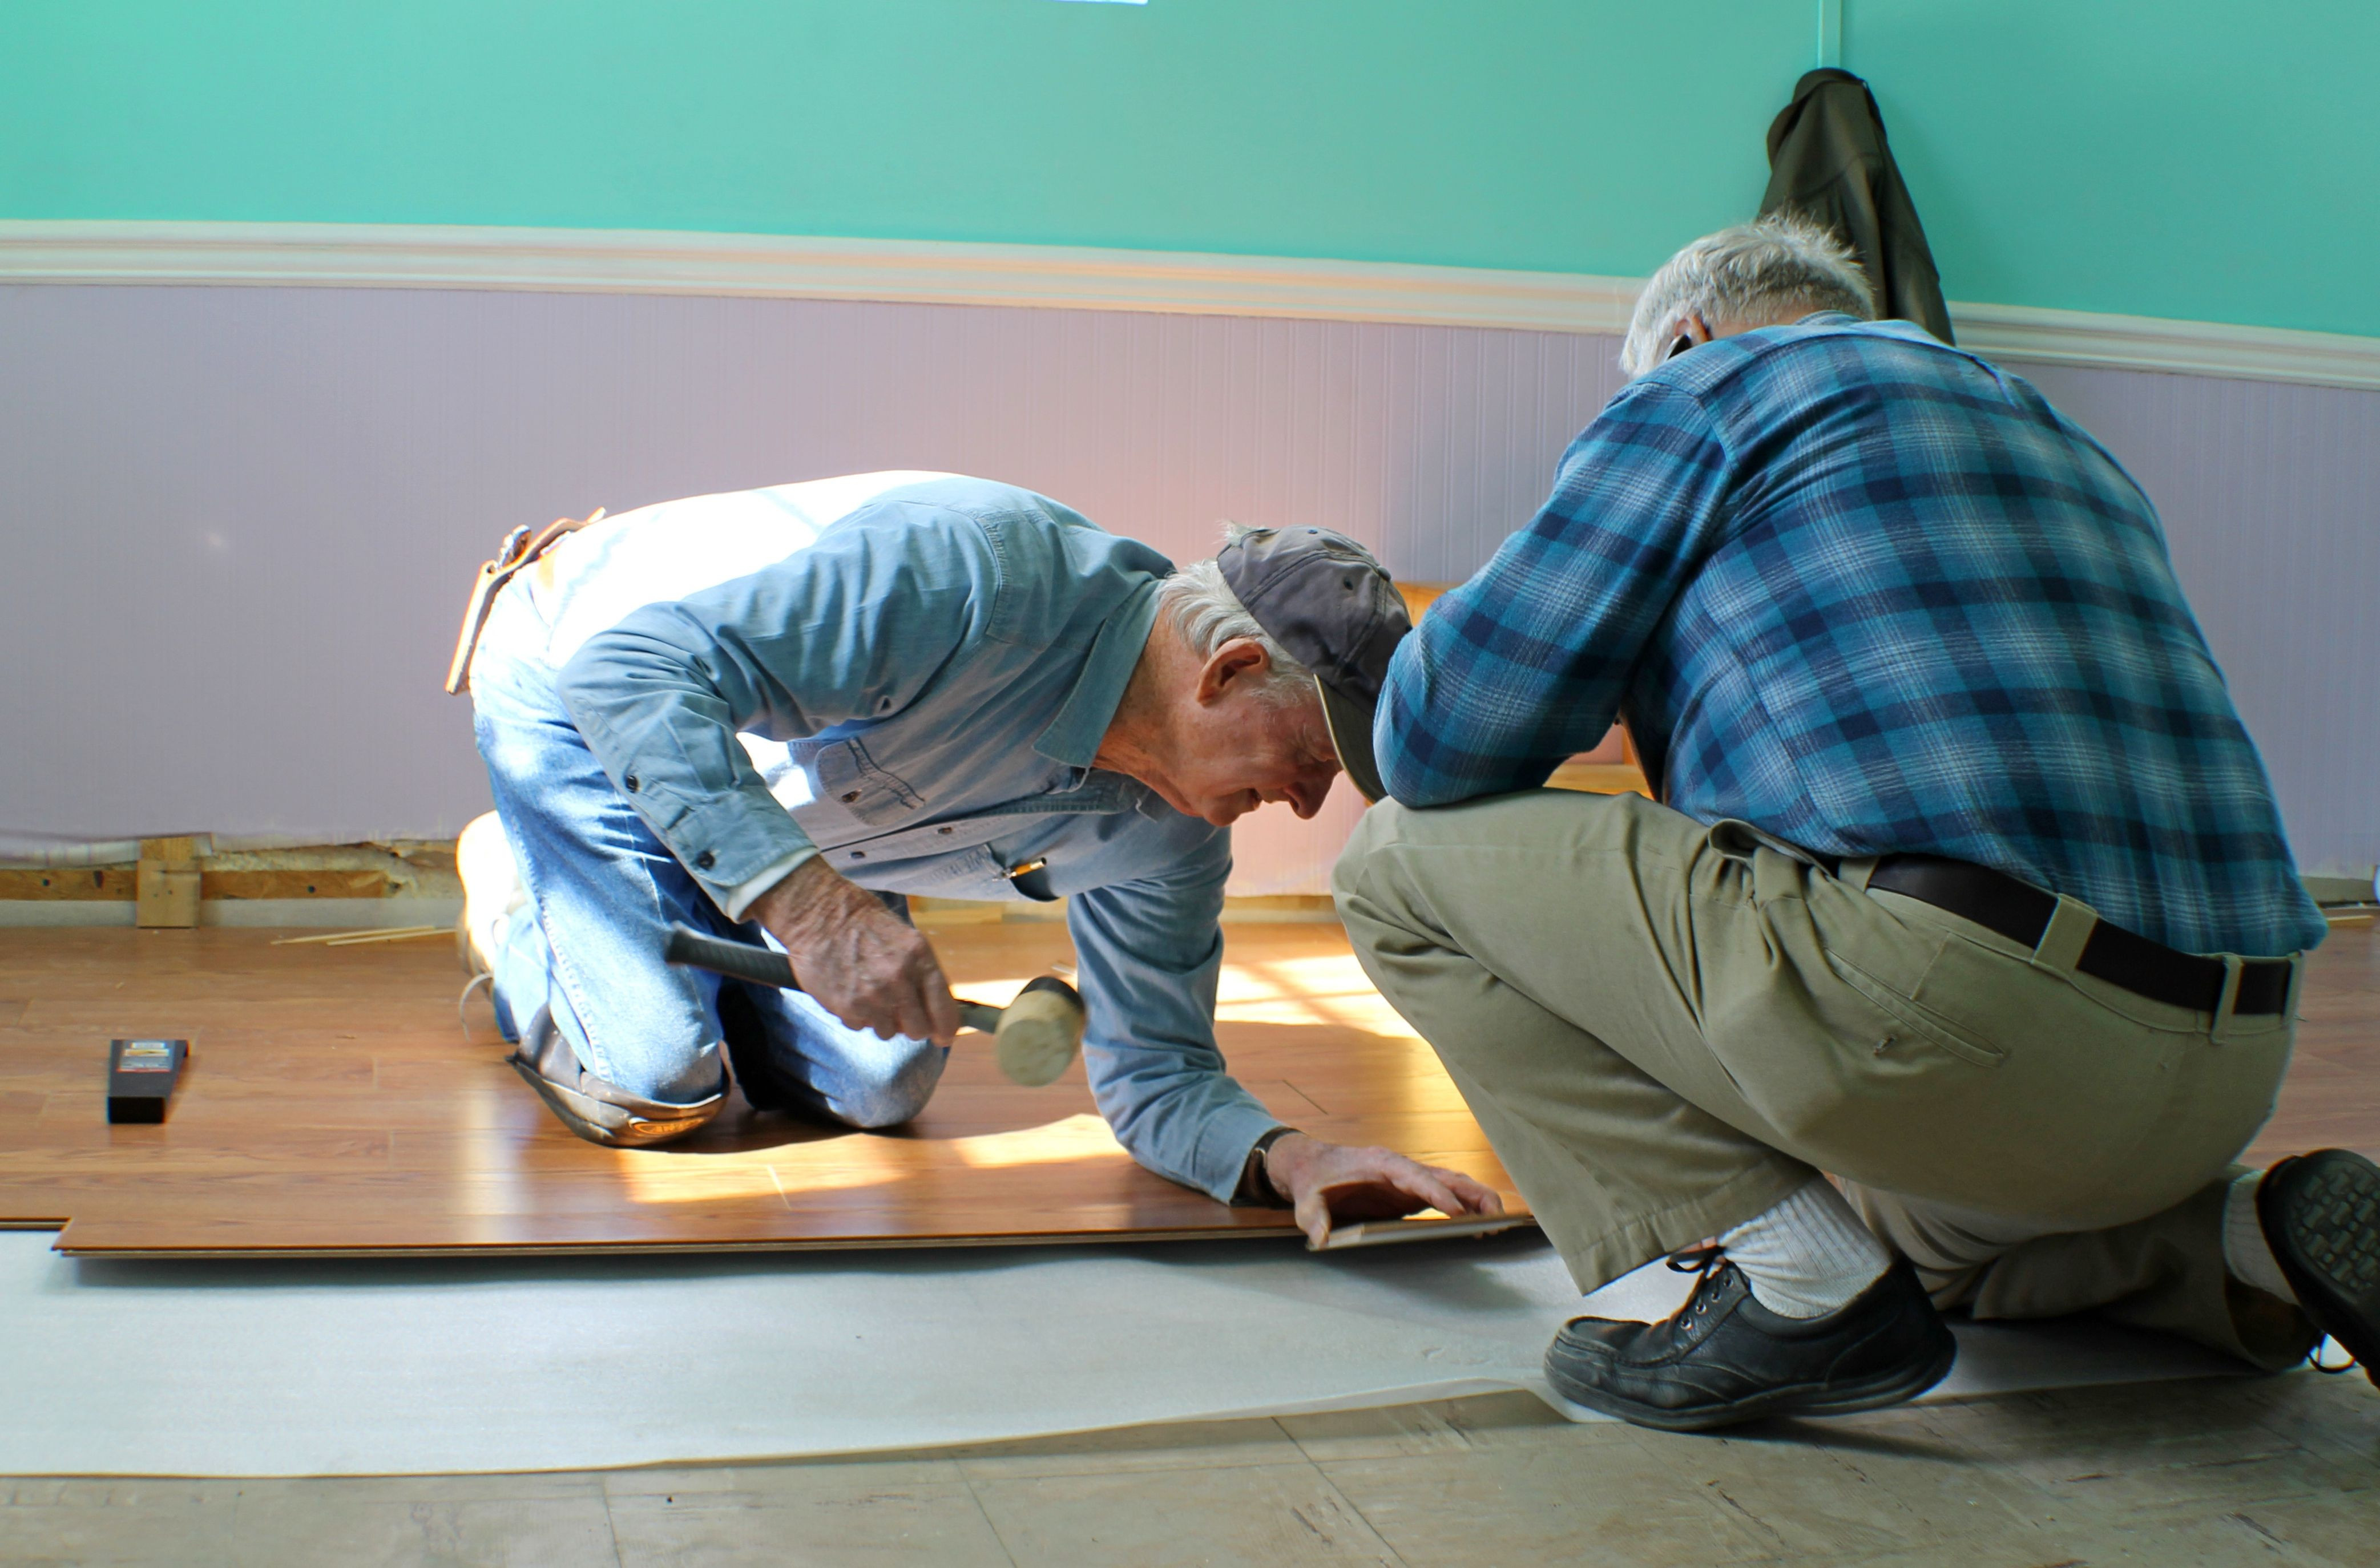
[693,850,715,870]
[623,774,639,793]
[841,791,861,803]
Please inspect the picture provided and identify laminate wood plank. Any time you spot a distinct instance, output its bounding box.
[0,1128,393,1166]
[0,925,1525,1255]
[46,1215,1308,1259]
[32,1090,510,1135]
[31,1173,1310,1229]
[1277,1078,1476,1118]
[0,924,2369,1258]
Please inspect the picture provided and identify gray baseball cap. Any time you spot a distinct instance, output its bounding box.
[1217,526,1412,805]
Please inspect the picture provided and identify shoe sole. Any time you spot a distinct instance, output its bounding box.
[506,1055,713,1148]
[456,811,522,979]
[1550,1333,1958,1434]
[2264,1150,2380,1380]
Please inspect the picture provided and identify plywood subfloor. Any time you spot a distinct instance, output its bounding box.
[0,922,1519,1257]
[2,922,2372,1260]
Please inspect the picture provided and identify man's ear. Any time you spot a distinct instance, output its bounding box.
[1195,640,1271,705]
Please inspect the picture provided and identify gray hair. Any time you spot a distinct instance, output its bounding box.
[1619,214,1875,379]
[1155,524,1314,708]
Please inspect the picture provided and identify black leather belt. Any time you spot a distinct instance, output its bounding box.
[1857,854,2293,1016]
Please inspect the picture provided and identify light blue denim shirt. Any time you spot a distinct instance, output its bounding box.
[544,474,1280,1199]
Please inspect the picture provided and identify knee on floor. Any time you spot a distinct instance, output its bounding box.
[595,1044,729,1110]
[831,1042,948,1130]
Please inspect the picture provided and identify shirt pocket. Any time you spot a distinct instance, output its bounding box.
[806,735,924,827]
[920,843,1010,897]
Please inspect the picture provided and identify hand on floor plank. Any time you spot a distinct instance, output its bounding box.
[1262,1133,1505,1248]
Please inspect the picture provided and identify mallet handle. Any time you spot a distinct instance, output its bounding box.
[664,925,796,989]
[662,924,1002,1033]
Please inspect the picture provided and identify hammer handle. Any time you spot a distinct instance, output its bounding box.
[664,925,796,990]
[662,924,1001,1034]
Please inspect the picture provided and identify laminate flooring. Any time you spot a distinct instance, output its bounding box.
[1,920,2372,1260]
[0,922,1517,1256]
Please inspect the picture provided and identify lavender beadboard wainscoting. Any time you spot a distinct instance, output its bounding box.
[1,283,2370,891]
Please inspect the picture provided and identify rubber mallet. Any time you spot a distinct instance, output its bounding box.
[661,924,1086,1086]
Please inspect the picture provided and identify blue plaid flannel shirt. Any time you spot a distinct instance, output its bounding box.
[1377,314,2323,960]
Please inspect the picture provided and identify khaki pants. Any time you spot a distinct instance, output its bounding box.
[1332,790,2317,1369]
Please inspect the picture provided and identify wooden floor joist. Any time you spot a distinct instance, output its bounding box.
[0,866,394,902]
[0,868,139,900]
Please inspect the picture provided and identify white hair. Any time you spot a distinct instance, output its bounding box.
[1619,214,1876,379]
[1155,523,1314,708]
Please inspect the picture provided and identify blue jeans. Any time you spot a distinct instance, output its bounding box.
[470,619,945,1125]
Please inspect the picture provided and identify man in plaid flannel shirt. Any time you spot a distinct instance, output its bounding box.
[1333,216,2375,1432]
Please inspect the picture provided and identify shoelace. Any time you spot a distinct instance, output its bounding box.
[457,972,494,1036]
[1665,1243,1729,1324]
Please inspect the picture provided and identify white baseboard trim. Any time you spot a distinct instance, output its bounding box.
[0,219,1644,335]
[1949,301,2380,391]
[4,220,2374,391]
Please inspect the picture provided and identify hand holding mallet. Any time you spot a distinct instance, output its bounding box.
[662,924,1086,1086]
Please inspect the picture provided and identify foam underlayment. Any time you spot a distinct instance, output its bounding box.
[0,1231,2245,1477]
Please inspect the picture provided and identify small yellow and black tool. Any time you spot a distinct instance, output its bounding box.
[662,924,1086,1086]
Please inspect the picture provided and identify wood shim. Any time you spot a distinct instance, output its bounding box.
[270,925,445,947]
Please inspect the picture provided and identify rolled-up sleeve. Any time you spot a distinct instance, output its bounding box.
[555,514,995,912]
[1067,818,1279,1202]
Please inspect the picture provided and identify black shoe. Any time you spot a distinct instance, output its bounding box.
[2257,1149,2380,1385]
[506,1007,724,1147]
[1545,1248,1957,1432]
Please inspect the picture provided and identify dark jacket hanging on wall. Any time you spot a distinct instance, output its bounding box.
[1761,68,1954,344]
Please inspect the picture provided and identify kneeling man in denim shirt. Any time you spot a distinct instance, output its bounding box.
[457,471,1500,1235]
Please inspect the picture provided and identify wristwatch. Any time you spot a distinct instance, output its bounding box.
[1236,1125,1298,1207]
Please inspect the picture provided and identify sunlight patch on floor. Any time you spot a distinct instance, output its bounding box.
[945,1111,1123,1168]
[615,1112,1128,1205]
[941,956,1415,1036]
[607,953,1406,1207]
[1217,952,1417,1036]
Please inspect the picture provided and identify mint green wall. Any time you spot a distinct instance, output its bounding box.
[1850,1,2380,338]
[0,2,1797,281]
[3,2,2375,336]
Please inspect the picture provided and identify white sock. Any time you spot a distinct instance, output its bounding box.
[2222,1168,2296,1303]
[1720,1178,1894,1319]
